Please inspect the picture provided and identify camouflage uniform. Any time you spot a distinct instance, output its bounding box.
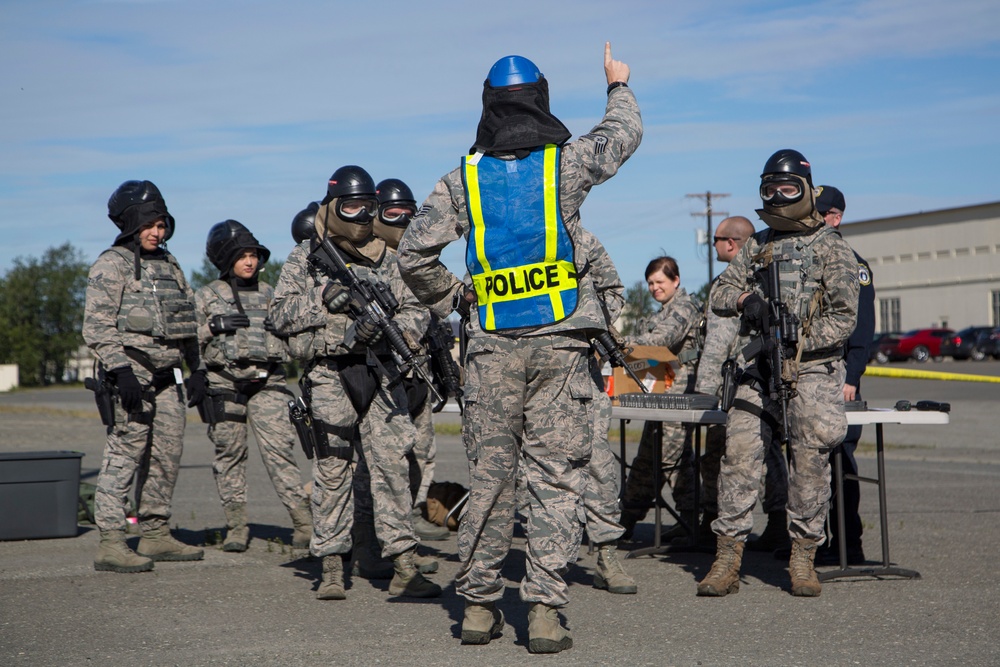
[620,287,701,521]
[194,280,309,522]
[270,240,427,559]
[83,246,200,533]
[711,226,859,542]
[694,282,787,516]
[397,85,641,607]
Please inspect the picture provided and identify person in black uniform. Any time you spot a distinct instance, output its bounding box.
[814,185,874,565]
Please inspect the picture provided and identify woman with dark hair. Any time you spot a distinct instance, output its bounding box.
[620,256,703,540]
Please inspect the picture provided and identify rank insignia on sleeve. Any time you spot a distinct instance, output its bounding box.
[586,135,608,155]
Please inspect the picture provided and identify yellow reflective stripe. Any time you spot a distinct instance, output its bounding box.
[470,260,577,305]
[464,156,492,274]
[543,145,558,262]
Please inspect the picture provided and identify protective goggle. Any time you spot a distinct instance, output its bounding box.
[378,204,416,228]
[759,177,804,204]
[336,196,377,223]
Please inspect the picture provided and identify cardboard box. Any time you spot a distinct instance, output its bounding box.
[0,451,84,540]
[603,344,679,403]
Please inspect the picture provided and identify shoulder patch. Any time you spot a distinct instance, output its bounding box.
[584,134,608,155]
[858,264,871,286]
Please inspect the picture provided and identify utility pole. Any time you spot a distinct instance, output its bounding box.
[687,191,729,286]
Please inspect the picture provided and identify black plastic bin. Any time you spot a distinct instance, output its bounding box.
[0,451,84,540]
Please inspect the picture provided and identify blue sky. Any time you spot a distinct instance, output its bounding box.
[2,0,998,293]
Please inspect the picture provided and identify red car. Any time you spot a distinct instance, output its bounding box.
[878,328,954,363]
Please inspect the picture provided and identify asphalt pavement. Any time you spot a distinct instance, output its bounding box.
[1,360,999,666]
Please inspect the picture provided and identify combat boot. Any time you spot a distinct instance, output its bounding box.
[619,512,639,541]
[222,503,249,553]
[593,541,637,594]
[412,507,450,541]
[316,554,347,600]
[287,500,313,549]
[696,535,744,596]
[747,511,791,552]
[137,525,204,562]
[388,548,442,598]
[412,550,440,574]
[660,509,698,542]
[460,602,504,645]
[527,603,573,654]
[789,538,822,597]
[93,530,154,573]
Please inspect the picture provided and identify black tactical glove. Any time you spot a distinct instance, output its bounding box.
[209,314,251,336]
[185,369,208,408]
[263,316,277,334]
[322,282,351,313]
[109,366,143,413]
[452,285,475,319]
[740,293,770,333]
[353,312,382,345]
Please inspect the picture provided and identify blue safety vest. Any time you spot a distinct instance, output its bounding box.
[462,145,578,332]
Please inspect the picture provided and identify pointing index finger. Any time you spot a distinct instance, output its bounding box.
[605,41,612,65]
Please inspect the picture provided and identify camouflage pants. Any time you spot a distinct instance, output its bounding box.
[457,334,591,608]
[306,361,418,559]
[699,424,788,515]
[712,360,847,542]
[583,354,625,545]
[94,368,186,533]
[621,368,697,519]
[206,373,308,515]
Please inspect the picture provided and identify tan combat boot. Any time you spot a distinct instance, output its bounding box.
[412,507,450,541]
[696,535,744,596]
[137,525,205,561]
[316,554,347,600]
[593,542,637,594]
[412,550,440,574]
[527,603,573,654]
[388,548,442,598]
[222,503,250,553]
[460,602,505,645]
[789,537,823,597]
[747,511,791,552]
[287,500,313,549]
[93,530,154,573]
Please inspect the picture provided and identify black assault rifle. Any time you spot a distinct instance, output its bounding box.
[592,328,650,394]
[308,236,440,403]
[426,314,463,413]
[740,261,799,444]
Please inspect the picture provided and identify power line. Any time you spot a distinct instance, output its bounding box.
[687,191,729,286]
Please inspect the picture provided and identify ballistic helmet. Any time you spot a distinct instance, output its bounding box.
[316,165,378,244]
[757,149,823,231]
[206,219,270,275]
[488,56,542,87]
[291,202,320,244]
[374,178,417,250]
[107,179,174,243]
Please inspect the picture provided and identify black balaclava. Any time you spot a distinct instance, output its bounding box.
[471,77,571,157]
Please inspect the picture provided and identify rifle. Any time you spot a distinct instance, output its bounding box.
[740,261,799,444]
[592,328,650,394]
[425,314,463,413]
[308,236,440,403]
[84,365,116,431]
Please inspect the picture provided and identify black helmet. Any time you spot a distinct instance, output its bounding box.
[291,202,320,244]
[375,178,417,227]
[760,149,813,185]
[206,219,270,274]
[323,165,376,203]
[107,179,174,243]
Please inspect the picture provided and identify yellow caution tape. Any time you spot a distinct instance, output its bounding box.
[864,366,1000,383]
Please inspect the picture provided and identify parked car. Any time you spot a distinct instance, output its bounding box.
[940,326,994,361]
[877,328,954,363]
[870,331,904,364]
[977,327,1000,360]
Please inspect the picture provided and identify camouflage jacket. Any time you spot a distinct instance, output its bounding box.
[578,226,624,326]
[632,287,702,368]
[269,240,428,359]
[83,246,200,372]
[195,279,289,381]
[397,85,641,342]
[693,279,744,396]
[713,225,859,367]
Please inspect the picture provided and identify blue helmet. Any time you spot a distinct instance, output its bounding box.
[487,55,541,87]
